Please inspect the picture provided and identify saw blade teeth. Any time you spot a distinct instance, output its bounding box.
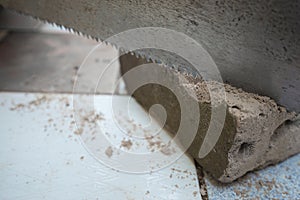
[111,43,119,51]
[103,40,109,46]
[180,66,187,74]
[95,37,101,42]
[145,56,149,62]
[119,47,126,53]
[5,8,199,79]
[156,59,162,64]
[76,31,81,36]
[104,40,117,50]
[149,57,156,63]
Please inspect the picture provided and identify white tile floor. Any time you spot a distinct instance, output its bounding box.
[0,92,201,200]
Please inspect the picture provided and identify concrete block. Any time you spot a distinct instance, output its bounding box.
[120,53,300,183]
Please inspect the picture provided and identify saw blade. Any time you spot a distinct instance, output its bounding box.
[1,0,299,112]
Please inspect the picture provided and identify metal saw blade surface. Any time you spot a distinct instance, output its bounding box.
[1,0,299,112]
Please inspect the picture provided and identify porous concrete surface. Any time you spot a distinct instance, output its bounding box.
[191,80,299,183]
[120,53,300,183]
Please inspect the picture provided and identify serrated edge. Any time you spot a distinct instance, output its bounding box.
[3,7,198,78]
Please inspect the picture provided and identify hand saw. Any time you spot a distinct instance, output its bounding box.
[1,0,299,112]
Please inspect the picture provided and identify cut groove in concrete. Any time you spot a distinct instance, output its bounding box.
[195,162,209,200]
